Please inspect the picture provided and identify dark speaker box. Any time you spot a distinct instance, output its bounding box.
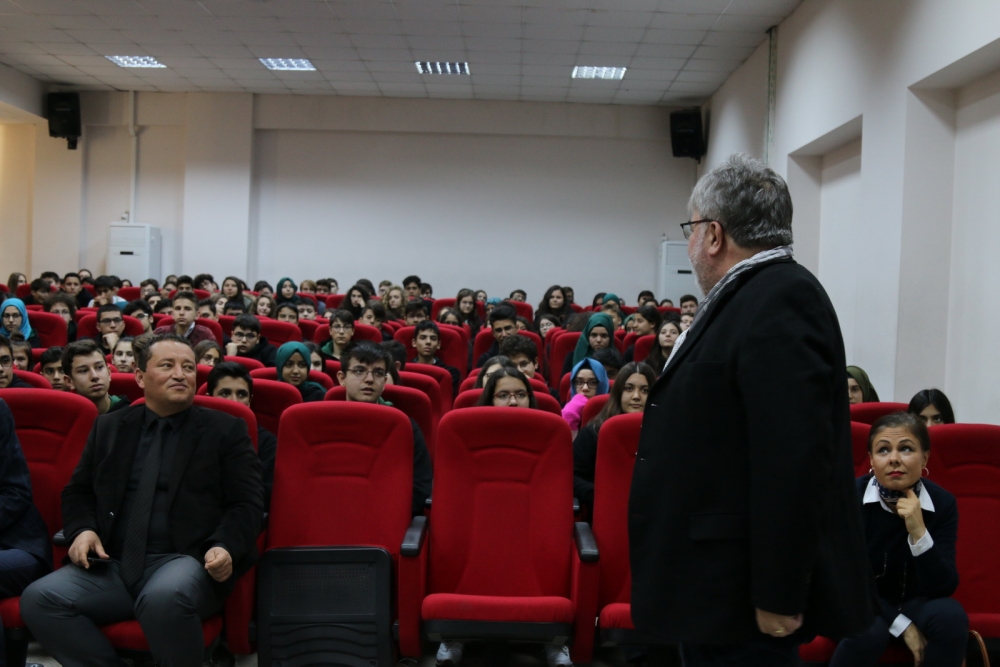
[47,93,81,140]
[670,109,705,159]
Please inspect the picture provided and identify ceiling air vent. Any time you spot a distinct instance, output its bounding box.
[415,62,470,75]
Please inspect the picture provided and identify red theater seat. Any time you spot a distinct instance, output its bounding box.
[453,388,562,416]
[249,367,334,391]
[507,300,534,321]
[324,294,345,310]
[297,319,321,342]
[581,395,610,429]
[396,370,444,420]
[116,287,142,301]
[27,311,69,347]
[295,292,318,306]
[852,421,873,476]
[224,355,265,371]
[155,317,225,345]
[247,378,301,435]
[849,402,909,424]
[259,319,302,346]
[217,315,235,336]
[418,408,597,662]
[394,326,468,379]
[192,395,258,450]
[168,288,210,300]
[323,360,341,385]
[632,335,656,364]
[399,364,452,412]
[324,385,437,460]
[549,333,581,388]
[11,371,51,389]
[109,373,143,403]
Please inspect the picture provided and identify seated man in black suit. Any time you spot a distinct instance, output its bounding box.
[21,333,264,667]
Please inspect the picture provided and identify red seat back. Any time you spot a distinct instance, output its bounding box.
[116,287,141,301]
[851,421,872,476]
[925,424,1000,620]
[258,319,302,346]
[169,288,210,300]
[268,402,413,553]
[0,389,97,539]
[192,395,258,450]
[472,329,497,370]
[108,373,144,403]
[27,311,69,347]
[428,408,573,597]
[297,319,321,342]
[0,283,7,293]
[396,370,444,419]
[399,364,452,413]
[549,332,581,388]
[324,360,341,385]
[248,378,302,435]
[560,373,572,404]
[849,402,909,425]
[77,314,144,339]
[393,326,468,379]
[508,300,534,321]
[312,322,382,346]
[453,388,561,416]
[324,294,346,310]
[633,335,655,363]
[224,355,265,371]
[249,367,334,390]
[73,307,98,323]
[324,384,437,461]
[581,395,610,428]
[12,371,51,389]
[295,293,318,306]
[217,315,236,336]
[592,412,643,608]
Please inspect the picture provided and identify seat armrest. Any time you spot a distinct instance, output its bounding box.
[574,522,599,563]
[400,515,428,557]
[424,496,432,509]
[573,497,580,513]
[53,529,69,547]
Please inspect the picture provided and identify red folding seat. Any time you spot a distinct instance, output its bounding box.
[157,316,225,345]
[323,359,341,385]
[217,315,236,336]
[0,283,7,293]
[569,304,584,313]
[297,319,321,342]
[0,390,96,662]
[324,385,437,460]
[116,287,142,301]
[77,314,144,339]
[656,306,681,316]
[196,364,213,390]
[398,370,445,421]
[400,364,453,412]
[849,402,909,424]
[151,313,171,328]
[614,329,626,343]
[224,355,265,371]
[416,408,598,661]
[168,288,210,300]
[394,325,468,379]
[472,329,495,367]
[453,388,562,416]
[16,284,48,299]
[109,372,144,402]
[851,421,873,476]
[324,294,345,309]
[620,305,637,316]
[245,378,301,434]
[508,300,534,321]
[581,395,610,429]
[73,307,98,324]
[295,292,318,306]
[82,285,94,297]
[249,367,334,391]
[24,304,41,311]
[258,319,302,346]
[549,333,581,388]
[632,335,656,363]
[26,311,68,347]
[262,402,424,662]
[622,331,639,351]
[11,371,51,389]
[382,320,402,334]
[560,373,572,404]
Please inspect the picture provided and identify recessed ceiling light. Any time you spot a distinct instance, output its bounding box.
[259,58,316,71]
[415,62,470,75]
[106,56,165,68]
[572,66,627,80]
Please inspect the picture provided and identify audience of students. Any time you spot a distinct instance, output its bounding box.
[562,312,614,375]
[153,291,215,347]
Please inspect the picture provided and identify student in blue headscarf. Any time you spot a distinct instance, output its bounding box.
[0,299,41,348]
[561,357,610,433]
[275,341,326,403]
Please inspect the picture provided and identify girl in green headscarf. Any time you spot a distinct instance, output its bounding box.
[563,312,616,376]
[846,365,879,404]
[276,341,326,402]
[601,293,622,311]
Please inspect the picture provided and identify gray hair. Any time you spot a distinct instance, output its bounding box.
[687,153,793,249]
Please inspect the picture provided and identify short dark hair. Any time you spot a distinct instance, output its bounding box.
[276,303,298,320]
[253,280,272,293]
[636,304,662,330]
[224,300,246,313]
[140,278,159,289]
[30,278,50,292]
[680,294,698,305]
[97,304,121,319]
[45,292,77,316]
[489,304,517,326]
[510,289,526,300]
[420,282,432,292]
[594,347,622,375]
[207,361,253,396]
[40,271,60,283]
[173,290,198,307]
[197,298,217,315]
[478,367,537,409]
[357,278,375,294]
[93,275,116,292]
[414,320,440,337]
[341,340,391,370]
[153,298,174,314]
[62,272,80,282]
[40,346,64,366]
[403,275,421,288]
[134,332,193,372]
[330,309,355,327]
[638,290,655,302]
[868,412,930,453]
[500,334,537,360]
[908,389,956,425]
[176,275,193,287]
[61,338,103,375]
[381,340,407,370]
[123,299,152,319]
[233,313,261,334]
[192,273,214,289]
[366,300,387,322]
[405,301,428,317]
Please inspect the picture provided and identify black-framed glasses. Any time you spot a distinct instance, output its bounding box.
[347,366,387,380]
[99,318,123,326]
[573,378,599,389]
[680,218,715,240]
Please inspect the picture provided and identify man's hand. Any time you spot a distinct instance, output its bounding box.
[902,622,927,666]
[896,488,927,542]
[755,608,803,637]
[225,342,239,356]
[69,530,109,568]
[204,546,233,582]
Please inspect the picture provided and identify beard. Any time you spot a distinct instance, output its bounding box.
[688,233,719,296]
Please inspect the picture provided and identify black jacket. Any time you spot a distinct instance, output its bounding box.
[297,382,327,403]
[61,404,264,596]
[241,336,277,368]
[475,341,499,369]
[257,426,277,511]
[0,399,52,568]
[408,418,433,517]
[629,258,874,644]
[856,475,959,627]
[572,423,599,515]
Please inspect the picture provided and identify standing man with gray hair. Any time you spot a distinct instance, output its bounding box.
[629,154,874,665]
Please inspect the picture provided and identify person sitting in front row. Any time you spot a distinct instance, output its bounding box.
[275,341,326,403]
[226,314,277,368]
[410,320,459,396]
[207,362,277,510]
[39,347,68,391]
[21,333,264,667]
[154,291,216,347]
[335,341,432,517]
[830,412,967,667]
[61,339,131,415]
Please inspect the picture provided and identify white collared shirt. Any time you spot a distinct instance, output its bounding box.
[863,477,936,636]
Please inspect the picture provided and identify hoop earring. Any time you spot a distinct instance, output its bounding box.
[923,468,929,477]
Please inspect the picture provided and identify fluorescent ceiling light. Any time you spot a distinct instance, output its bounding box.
[105,56,165,68]
[259,58,315,71]
[572,66,627,80]
[415,62,470,75]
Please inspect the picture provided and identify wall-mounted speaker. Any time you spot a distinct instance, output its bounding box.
[46,92,81,150]
[670,108,705,160]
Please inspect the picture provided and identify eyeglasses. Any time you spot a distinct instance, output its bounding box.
[99,318,123,326]
[573,378,599,389]
[0,356,12,368]
[132,312,148,319]
[330,324,353,333]
[1,313,20,321]
[680,218,716,240]
[347,366,387,380]
[495,391,528,402]
[232,332,257,341]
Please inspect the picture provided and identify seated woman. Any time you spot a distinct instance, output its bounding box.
[111,337,135,373]
[194,339,223,367]
[473,355,514,389]
[831,412,967,667]
[44,293,78,342]
[383,285,406,321]
[221,275,254,311]
[561,358,610,433]
[561,312,615,375]
[252,293,277,319]
[847,365,880,404]
[275,342,326,403]
[908,389,956,428]
[476,366,537,409]
[573,362,656,516]
[344,283,373,320]
[536,313,560,340]
[622,304,662,363]
[253,280,273,296]
[303,341,324,371]
[0,298,41,348]
[274,277,299,306]
[645,319,680,370]
[436,308,461,327]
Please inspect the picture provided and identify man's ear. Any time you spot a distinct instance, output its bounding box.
[134,368,145,389]
[411,338,418,348]
[336,371,345,385]
[707,221,726,256]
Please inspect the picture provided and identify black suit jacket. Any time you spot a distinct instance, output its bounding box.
[629,258,874,644]
[62,404,264,596]
[0,399,52,568]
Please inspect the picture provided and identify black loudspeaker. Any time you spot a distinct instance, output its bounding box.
[47,92,81,150]
[670,108,705,160]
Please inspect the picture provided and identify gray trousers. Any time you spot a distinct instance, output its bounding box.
[20,554,224,667]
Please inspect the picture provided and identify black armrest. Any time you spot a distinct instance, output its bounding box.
[574,522,599,563]
[424,496,432,508]
[573,497,580,513]
[400,515,428,557]
[53,529,69,547]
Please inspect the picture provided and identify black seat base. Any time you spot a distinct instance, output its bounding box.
[424,620,572,645]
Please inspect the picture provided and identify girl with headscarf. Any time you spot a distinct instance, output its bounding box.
[601,292,623,312]
[276,342,326,403]
[847,365,880,404]
[0,298,41,347]
[562,312,615,376]
[274,277,299,306]
[561,357,610,433]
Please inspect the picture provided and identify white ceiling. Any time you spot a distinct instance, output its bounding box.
[0,0,800,105]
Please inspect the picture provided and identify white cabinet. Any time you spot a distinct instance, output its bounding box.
[107,224,161,283]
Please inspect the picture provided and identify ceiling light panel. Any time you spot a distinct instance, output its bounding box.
[105,56,166,68]
[572,66,627,80]
[415,62,470,75]
[259,58,315,71]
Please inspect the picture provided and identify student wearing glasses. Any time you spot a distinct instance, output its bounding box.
[476,367,537,409]
[225,314,277,368]
[93,304,126,356]
[0,298,41,348]
[561,358,610,434]
[0,335,33,389]
[321,310,355,361]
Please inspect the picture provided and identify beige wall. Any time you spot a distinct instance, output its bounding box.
[0,124,34,279]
